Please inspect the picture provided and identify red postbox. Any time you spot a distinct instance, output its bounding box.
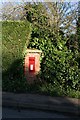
[24,49,42,83]
[29,57,35,73]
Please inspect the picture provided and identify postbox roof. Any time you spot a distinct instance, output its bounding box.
[27,49,42,53]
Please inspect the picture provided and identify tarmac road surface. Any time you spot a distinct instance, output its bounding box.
[2,107,78,119]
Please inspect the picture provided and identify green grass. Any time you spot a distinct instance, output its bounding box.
[2,76,80,98]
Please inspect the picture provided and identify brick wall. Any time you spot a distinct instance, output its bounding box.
[24,49,42,83]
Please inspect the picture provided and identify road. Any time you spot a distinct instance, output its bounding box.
[2,107,76,119]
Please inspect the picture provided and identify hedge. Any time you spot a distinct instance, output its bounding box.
[2,21,80,98]
[2,21,31,72]
[2,21,31,92]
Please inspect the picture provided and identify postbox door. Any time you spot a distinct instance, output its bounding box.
[29,57,35,73]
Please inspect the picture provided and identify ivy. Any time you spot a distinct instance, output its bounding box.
[28,23,80,92]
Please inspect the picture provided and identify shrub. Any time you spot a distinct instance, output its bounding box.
[2,20,31,91]
[28,26,80,96]
[2,21,31,72]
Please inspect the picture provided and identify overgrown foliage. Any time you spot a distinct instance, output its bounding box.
[2,2,80,98]
[76,1,80,70]
[77,1,80,50]
[2,21,31,92]
[27,3,80,97]
[2,21,31,72]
